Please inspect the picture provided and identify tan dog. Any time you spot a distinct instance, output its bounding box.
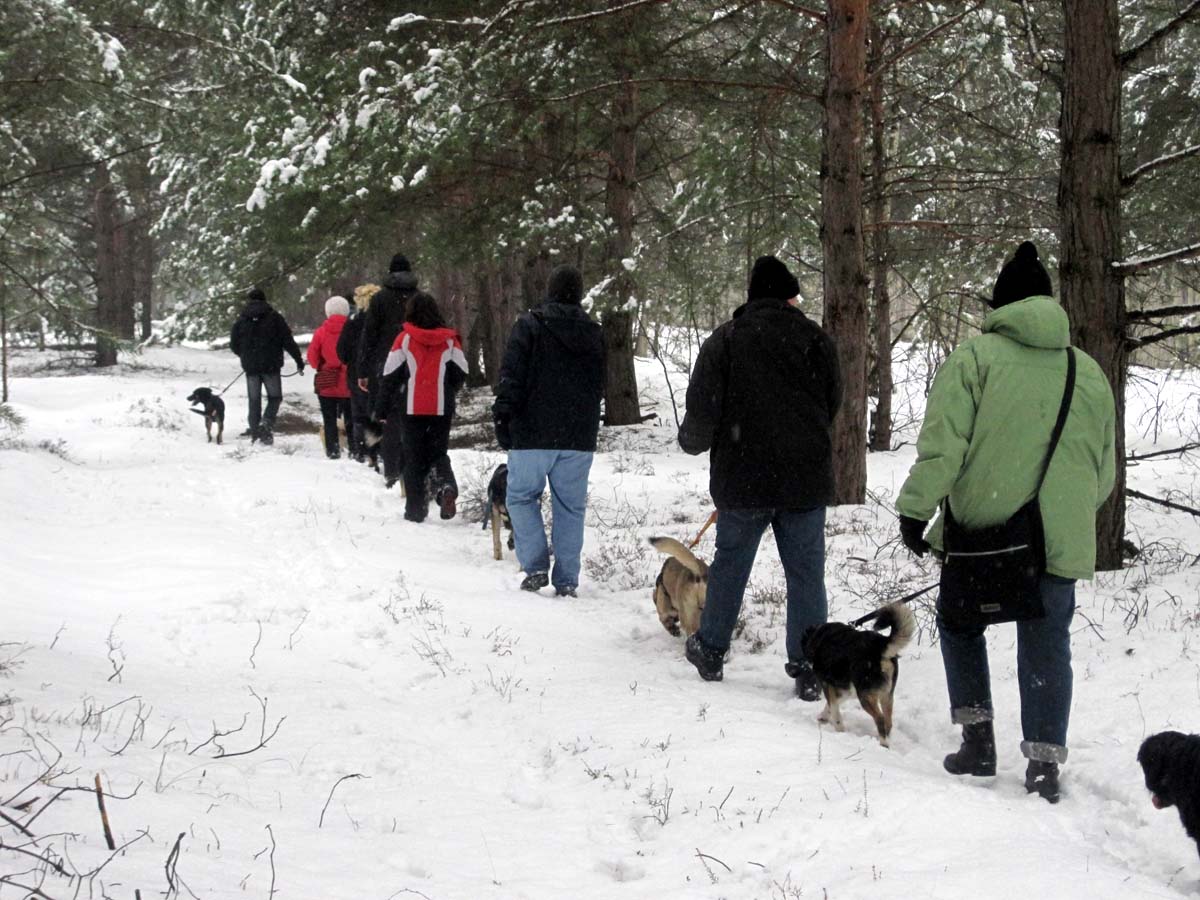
[648,537,708,637]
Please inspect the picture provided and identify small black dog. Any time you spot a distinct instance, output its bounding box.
[1138,730,1200,857]
[187,387,225,444]
[800,602,916,747]
[481,463,514,559]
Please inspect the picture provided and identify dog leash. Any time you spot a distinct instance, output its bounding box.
[849,583,938,628]
[688,510,718,549]
[215,365,302,397]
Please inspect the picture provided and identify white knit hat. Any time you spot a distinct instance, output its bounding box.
[325,295,349,318]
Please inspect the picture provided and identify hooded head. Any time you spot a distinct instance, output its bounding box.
[405,292,446,330]
[991,241,1053,309]
[246,287,267,305]
[748,256,800,302]
[389,254,411,273]
[325,295,349,318]
[546,265,584,305]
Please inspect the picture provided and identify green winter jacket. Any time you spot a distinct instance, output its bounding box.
[896,296,1116,580]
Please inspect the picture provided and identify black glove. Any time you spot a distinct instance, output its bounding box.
[898,515,930,557]
[297,361,306,375]
[494,418,512,451]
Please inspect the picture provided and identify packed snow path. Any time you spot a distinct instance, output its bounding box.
[2,347,1198,898]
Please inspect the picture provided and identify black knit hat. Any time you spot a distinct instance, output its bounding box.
[546,265,584,305]
[246,287,266,303]
[748,255,800,302]
[389,254,411,273]
[991,241,1053,309]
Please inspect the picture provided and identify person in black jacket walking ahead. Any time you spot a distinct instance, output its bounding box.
[492,265,605,597]
[678,256,842,697]
[358,254,418,486]
[229,287,305,445]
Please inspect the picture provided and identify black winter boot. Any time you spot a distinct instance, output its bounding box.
[943,721,997,776]
[785,660,821,702]
[1024,760,1060,804]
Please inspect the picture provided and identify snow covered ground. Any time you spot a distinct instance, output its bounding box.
[2,343,1199,899]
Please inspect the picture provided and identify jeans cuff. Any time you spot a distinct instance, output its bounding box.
[1021,740,1067,764]
[950,705,993,726]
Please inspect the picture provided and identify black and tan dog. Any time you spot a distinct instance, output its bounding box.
[800,601,916,747]
[186,387,225,444]
[481,463,514,560]
[1139,730,1200,857]
[648,537,708,637]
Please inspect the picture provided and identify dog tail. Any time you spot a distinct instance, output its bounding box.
[873,601,916,658]
[648,536,704,576]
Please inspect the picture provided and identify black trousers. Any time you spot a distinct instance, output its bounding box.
[401,415,457,521]
[348,379,371,459]
[318,396,352,457]
[246,373,282,432]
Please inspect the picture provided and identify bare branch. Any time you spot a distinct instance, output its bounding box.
[534,0,671,28]
[1122,143,1200,191]
[867,3,984,81]
[319,774,367,828]
[1127,443,1200,462]
[1115,242,1200,276]
[1127,488,1200,518]
[1126,303,1200,321]
[1121,0,1200,70]
[1127,323,1200,349]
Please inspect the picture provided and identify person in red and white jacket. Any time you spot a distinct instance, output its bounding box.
[376,292,467,522]
[307,295,352,459]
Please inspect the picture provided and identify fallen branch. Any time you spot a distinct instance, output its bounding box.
[319,774,367,828]
[265,824,278,898]
[0,807,33,837]
[1127,489,1200,518]
[211,690,284,759]
[165,831,185,897]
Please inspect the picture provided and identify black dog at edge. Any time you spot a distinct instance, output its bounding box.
[1138,730,1200,857]
[187,387,225,444]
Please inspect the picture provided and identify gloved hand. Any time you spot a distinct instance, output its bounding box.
[899,515,930,557]
[297,361,306,375]
[494,418,512,451]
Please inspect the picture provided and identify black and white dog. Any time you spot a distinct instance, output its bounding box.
[186,387,225,444]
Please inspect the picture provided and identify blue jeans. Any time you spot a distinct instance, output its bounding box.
[246,373,282,431]
[938,574,1076,763]
[506,449,593,591]
[697,507,828,663]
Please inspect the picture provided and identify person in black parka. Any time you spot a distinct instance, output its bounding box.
[677,255,842,697]
[358,254,418,486]
[229,287,305,444]
[337,283,381,465]
[492,265,605,597]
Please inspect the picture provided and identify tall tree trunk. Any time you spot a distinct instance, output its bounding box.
[601,76,642,426]
[1,274,8,403]
[821,0,870,503]
[131,213,154,341]
[1059,0,1126,570]
[93,163,128,367]
[867,14,892,453]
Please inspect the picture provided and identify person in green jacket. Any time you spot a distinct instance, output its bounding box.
[896,241,1116,804]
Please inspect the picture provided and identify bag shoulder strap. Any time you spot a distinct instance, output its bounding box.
[1036,347,1076,494]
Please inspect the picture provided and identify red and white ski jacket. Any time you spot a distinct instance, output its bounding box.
[380,323,468,416]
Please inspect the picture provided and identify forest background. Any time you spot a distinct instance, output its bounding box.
[3,0,1200,569]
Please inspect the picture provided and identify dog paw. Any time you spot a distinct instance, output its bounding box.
[817,711,831,724]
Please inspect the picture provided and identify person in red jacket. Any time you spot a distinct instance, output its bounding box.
[376,292,467,522]
[307,295,353,459]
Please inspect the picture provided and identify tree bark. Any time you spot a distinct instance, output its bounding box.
[601,76,642,426]
[93,163,128,367]
[867,13,893,453]
[821,0,870,502]
[1059,0,1126,570]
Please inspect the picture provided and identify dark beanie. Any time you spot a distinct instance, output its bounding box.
[389,254,411,273]
[246,287,266,303]
[546,265,584,305]
[991,241,1053,309]
[748,255,800,302]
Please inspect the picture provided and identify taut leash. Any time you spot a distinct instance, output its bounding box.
[849,583,938,628]
[215,365,302,396]
[688,510,718,550]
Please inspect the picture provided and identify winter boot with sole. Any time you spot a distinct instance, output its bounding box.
[1024,760,1061,804]
[685,633,725,682]
[520,572,549,592]
[785,660,822,702]
[943,721,997,776]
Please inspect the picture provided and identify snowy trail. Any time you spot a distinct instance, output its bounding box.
[2,347,1199,898]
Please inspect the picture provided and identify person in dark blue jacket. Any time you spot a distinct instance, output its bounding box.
[492,265,605,597]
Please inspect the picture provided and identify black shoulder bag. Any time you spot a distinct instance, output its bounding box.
[937,348,1076,633]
